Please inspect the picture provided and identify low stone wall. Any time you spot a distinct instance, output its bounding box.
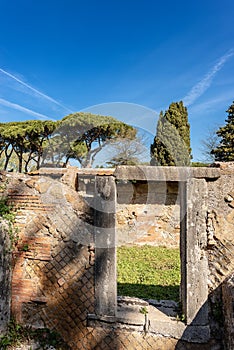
[1,164,234,349]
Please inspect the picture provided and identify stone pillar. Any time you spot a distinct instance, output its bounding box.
[179,181,187,318]
[222,274,234,350]
[0,222,12,332]
[180,178,209,326]
[94,175,117,317]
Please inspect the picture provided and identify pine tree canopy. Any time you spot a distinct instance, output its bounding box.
[211,101,234,161]
[150,101,192,166]
[0,113,136,171]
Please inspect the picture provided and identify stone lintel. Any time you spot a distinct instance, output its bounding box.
[114,166,220,182]
[34,166,221,182]
[77,168,115,176]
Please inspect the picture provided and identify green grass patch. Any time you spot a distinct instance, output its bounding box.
[117,245,180,301]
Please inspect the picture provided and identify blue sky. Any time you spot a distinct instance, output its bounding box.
[0,0,234,162]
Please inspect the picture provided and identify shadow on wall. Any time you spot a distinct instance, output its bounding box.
[175,293,223,350]
[117,180,179,205]
[5,172,230,350]
[117,283,180,302]
[8,174,97,349]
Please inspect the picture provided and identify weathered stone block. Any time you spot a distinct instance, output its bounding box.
[94,175,117,317]
[180,179,209,326]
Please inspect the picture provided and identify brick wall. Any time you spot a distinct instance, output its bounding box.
[117,181,180,247]
[0,222,11,333]
[3,173,95,348]
[1,165,234,349]
[205,163,234,346]
[0,172,12,332]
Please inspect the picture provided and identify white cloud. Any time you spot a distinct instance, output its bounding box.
[189,91,234,115]
[0,68,73,113]
[0,98,55,120]
[183,50,234,106]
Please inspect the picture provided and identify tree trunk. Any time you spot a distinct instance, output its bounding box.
[18,155,23,173]
[4,148,13,171]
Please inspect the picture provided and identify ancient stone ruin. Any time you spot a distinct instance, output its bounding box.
[0,163,234,349]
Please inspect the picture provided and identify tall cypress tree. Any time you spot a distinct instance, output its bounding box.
[150,101,192,166]
[211,101,234,161]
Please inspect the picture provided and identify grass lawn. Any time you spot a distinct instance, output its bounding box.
[117,245,180,302]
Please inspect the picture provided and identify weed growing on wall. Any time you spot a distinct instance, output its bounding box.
[0,319,70,349]
[0,197,18,249]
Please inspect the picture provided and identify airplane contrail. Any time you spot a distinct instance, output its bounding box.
[0,68,73,113]
[183,49,234,106]
[0,98,56,120]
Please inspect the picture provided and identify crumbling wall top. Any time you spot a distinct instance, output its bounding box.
[114,166,221,181]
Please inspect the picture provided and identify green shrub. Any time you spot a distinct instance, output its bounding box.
[0,319,70,349]
[0,197,18,248]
